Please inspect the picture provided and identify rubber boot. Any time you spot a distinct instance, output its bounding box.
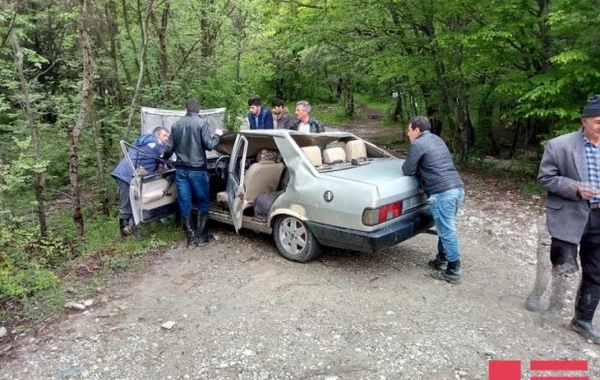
[119,218,133,238]
[569,281,600,344]
[195,213,212,247]
[182,217,198,247]
[430,260,461,285]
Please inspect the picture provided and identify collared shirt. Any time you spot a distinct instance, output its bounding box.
[583,134,600,204]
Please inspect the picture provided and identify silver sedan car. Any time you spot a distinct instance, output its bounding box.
[127,111,433,262]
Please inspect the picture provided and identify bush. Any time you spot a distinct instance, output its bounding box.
[0,260,58,299]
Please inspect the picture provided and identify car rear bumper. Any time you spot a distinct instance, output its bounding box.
[306,208,434,253]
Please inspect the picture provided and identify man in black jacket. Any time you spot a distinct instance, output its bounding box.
[402,116,465,284]
[291,100,324,133]
[162,99,223,247]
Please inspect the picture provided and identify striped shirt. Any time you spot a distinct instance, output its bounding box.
[583,135,600,204]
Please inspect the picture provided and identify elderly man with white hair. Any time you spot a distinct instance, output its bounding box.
[291,100,325,133]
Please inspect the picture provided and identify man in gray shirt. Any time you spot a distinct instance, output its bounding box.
[402,116,465,284]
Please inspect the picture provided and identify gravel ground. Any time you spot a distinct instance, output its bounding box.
[0,123,597,380]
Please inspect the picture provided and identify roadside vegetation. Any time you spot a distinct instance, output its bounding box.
[1,0,598,329]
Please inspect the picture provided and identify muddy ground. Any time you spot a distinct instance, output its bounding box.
[0,119,596,380]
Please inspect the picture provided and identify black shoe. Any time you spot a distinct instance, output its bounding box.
[182,217,198,247]
[430,260,461,285]
[428,256,447,270]
[570,319,600,343]
[570,281,600,344]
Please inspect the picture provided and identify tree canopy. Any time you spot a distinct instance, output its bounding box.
[0,0,599,260]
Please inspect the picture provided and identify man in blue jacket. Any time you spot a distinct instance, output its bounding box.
[111,127,170,237]
[247,97,274,130]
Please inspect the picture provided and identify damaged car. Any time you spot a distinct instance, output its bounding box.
[122,107,434,262]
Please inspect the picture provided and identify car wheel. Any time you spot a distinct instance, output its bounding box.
[273,215,322,263]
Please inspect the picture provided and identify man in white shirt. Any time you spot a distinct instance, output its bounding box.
[291,100,324,133]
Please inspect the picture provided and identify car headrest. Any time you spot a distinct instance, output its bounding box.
[301,146,323,166]
[256,149,280,163]
[322,147,346,164]
[345,140,367,161]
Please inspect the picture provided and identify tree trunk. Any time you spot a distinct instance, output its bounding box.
[137,0,154,88]
[106,0,126,108]
[10,35,48,237]
[199,0,217,58]
[90,106,110,216]
[124,0,152,141]
[121,0,139,72]
[391,93,403,123]
[150,2,171,100]
[69,0,95,241]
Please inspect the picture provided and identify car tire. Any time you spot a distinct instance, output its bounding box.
[273,215,322,263]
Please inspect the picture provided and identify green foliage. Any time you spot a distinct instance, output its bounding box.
[312,103,353,125]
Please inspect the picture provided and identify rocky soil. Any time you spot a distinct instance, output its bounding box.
[0,119,596,380]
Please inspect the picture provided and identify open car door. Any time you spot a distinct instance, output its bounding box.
[226,135,248,232]
[121,141,178,226]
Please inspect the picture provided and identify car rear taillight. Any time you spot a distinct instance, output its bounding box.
[362,201,403,226]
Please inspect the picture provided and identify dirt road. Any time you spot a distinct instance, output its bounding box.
[0,123,596,380]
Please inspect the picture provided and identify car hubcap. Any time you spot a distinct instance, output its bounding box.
[279,217,307,255]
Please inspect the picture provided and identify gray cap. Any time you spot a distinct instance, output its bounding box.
[582,95,600,118]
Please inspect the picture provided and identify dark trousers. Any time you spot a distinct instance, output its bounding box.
[551,210,600,285]
[175,169,210,218]
[117,179,132,220]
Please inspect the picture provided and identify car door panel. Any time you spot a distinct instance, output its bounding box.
[226,135,248,232]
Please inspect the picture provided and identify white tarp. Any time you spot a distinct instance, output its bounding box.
[140,106,227,159]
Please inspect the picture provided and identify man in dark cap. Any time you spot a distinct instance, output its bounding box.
[538,94,600,343]
[162,99,223,247]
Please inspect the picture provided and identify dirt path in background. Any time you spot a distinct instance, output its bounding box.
[1,115,596,380]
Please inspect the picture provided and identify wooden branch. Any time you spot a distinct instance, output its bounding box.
[171,39,201,80]
[0,11,17,49]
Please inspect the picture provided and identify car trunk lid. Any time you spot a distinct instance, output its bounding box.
[323,159,424,205]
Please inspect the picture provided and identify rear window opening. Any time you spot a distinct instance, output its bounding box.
[294,136,393,172]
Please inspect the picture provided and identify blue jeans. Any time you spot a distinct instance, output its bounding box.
[429,187,465,263]
[175,169,210,218]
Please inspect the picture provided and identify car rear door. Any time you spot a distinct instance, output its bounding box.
[226,135,248,232]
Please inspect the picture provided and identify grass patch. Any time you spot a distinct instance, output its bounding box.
[354,93,393,114]
[312,103,354,125]
[523,180,544,196]
[0,210,180,331]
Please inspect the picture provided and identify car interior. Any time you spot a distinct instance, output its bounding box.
[207,134,393,222]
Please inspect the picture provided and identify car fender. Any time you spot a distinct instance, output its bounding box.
[268,206,309,227]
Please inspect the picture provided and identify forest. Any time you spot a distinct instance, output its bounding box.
[0,0,599,316]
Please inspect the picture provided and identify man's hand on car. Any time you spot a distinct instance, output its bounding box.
[215,128,223,136]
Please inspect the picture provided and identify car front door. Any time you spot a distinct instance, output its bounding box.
[121,141,177,226]
[226,135,248,232]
